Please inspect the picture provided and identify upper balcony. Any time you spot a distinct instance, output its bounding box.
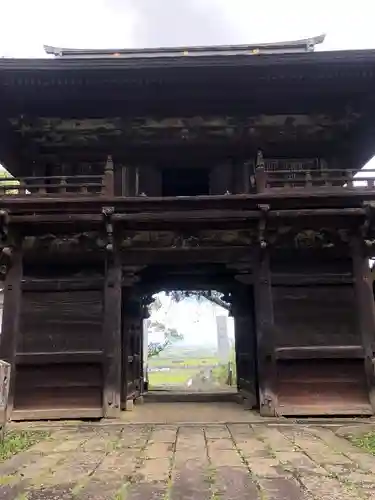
[1,156,375,204]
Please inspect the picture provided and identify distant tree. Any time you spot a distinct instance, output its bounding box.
[167,290,230,311]
[0,168,19,194]
[147,296,183,359]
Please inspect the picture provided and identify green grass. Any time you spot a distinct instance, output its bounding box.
[0,430,49,461]
[350,432,375,455]
[148,368,200,387]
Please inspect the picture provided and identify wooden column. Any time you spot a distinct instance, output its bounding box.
[102,249,122,418]
[253,247,277,416]
[351,236,375,411]
[232,286,257,409]
[0,240,23,419]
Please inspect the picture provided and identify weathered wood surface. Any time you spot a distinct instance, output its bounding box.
[14,286,103,418]
[0,243,23,419]
[253,247,277,416]
[103,252,122,418]
[273,282,372,415]
[351,235,375,412]
[0,360,11,441]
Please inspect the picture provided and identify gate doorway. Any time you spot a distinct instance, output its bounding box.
[120,264,259,411]
[145,291,237,397]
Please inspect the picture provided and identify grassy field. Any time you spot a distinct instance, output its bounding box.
[148,356,219,368]
[148,368,199,387]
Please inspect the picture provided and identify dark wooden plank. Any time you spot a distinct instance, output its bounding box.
[102,251,122,418]
[351,235,375,411]
[21,278,104,291]
[0,242,23,419]
[16,351,103,364]
[253,247,277,416]
[112,209,261,222]
[275,345,364,360]
[11,408,103,421]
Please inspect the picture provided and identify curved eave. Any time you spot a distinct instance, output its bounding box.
[43,34,326,59]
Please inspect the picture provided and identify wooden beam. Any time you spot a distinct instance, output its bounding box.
[275,345,365,360]
[21,278,104,292]
[0,241,23,419]
[16,351,103,365]
[351,235,375,412]
[102,249,122,418]
[253,246,277,416]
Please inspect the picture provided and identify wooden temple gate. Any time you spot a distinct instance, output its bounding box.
[1,42,375,420]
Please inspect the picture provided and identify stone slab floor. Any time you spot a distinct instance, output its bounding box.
[2,422,375,499]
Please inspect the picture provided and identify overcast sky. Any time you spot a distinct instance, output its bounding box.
[1,0,375,57]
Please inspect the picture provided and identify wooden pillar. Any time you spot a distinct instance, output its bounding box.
[102,249,122,418]
[231,286,257,408]
[351,236,375,411]
[253,247,277,416]
[0,240,23,419]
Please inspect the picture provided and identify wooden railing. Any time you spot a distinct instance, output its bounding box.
[0,156,116,198]
[0,175,105,196]
[255,167,375,193]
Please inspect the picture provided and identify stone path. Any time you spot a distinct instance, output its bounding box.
[1,423,375,499]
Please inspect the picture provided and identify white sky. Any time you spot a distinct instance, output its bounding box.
[1,1,375,344]
[1,0,375,57]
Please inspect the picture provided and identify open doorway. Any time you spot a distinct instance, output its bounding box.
[144,291,237,398]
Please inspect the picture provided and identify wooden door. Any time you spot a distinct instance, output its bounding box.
[121,295,143,408]
[272,285,372,416]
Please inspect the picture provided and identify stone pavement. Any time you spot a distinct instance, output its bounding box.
[1,423,375,499]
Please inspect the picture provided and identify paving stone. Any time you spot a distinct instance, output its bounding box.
[170,462,212,500]
[215,466,260,499]
[275,451,328,476]
[40,451,104,486]
[150,427,178,443]
[252,426,295,452]
[233,437,272,458]
[282,428,353,466]
[3,422,375,499]
[245,457,289,478]
[21,453,64,483]
[139,458,171,482]
[227,424,253,437]
[299,475,363,500]
[126,481,168,500]
[145,441,174,458]
[258,477,309,500]
[207,438,235,451]
[210,450,244,467]
[204,425,231,439]
[25,484,75,499]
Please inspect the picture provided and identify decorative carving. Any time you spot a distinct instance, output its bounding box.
[120,230,255,250]
[22,232,106,254]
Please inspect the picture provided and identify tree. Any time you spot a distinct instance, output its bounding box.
[146,295,183,359]
[167,290,230,311]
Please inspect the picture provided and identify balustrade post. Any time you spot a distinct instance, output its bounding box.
[347,170,354,188]
[255,167,267,193]
[103,155,115,196]
[59,176,67,195]
[305,171,312,188]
